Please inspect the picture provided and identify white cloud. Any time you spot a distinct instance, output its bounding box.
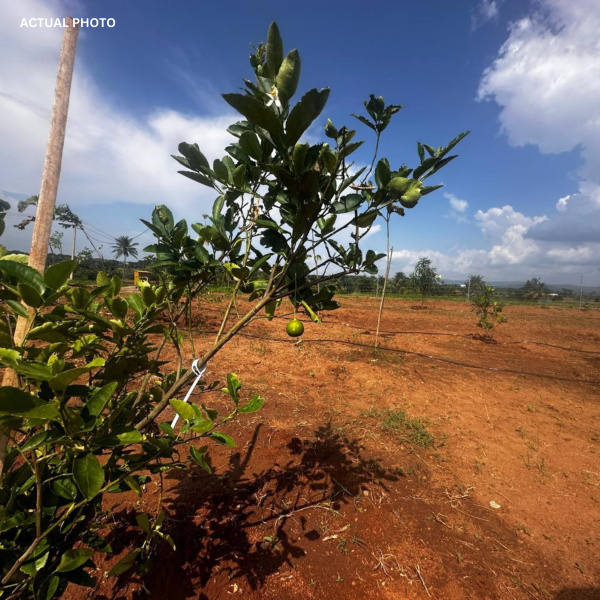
[472,0,503,30]
[528,182,600,243]
[444,192,468,215]
[474,205,547,239]
[470,0,600,280]
[391,201,599,283]
[477,1,600,171]
[556,195,570,212]
[0,0,236,253]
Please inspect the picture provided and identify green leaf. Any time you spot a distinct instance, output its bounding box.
[222,94,283,138]
[124,476,142,497]
[0,354,53,381]
[111,276,121,296]
[224,373,242,404]
[72,454,105,500]
[49,367,90,391]
[96,271,110,288]
[209,431,235,447]
[159,422,175,438]
[5,299,28,318]
[264,299,277,321]
[190,446,212,474]
[170,399,195,422]
[260,229,288,253]
[351,114,376,131]
[106,297,128,319]
[126,294,144,317]
[21,430,63,452]
[212,195,225,220]
[353,210,379,228]
[231,266,249,280]
[194,244,210,264]
[276,49,301,104]
[266,22,284,76]
[422,155,458,179]
[375,159,391,188]
[286,88,330,146]
[212,159,229,183]
[191,419,213,434]
[56,548,94,573]
[238,394,264,413]
[332,193,363,214]
[44,260,77,290]
[178,142,210,171]
[115,430,143,445]
[239,131,262,161]
[0,387,59,420]
[108,549,140,576]
[179,170,214,188]
[438,130,470,159]
[232,163,246,188]
[247,254,272,278]
[40,575,60,600]
[17,283,43,308]
[20,546,49,576]
[0,259,46,295]
[51,477,78,501]
[135,513,150,533]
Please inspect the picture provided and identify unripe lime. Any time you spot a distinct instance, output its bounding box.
[399,181,423,208]
[387,177,412,196]
[286,318,304,337]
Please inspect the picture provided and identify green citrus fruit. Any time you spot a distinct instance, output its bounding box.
[286,318,304,337]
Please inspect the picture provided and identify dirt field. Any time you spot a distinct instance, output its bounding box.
[71,297,600,600]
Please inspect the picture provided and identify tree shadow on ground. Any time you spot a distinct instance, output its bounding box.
[139,422,399,599]
[554,589,600,600]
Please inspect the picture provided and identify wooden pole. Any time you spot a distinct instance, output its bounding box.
[29,18,80,274]
[1,18,79,475]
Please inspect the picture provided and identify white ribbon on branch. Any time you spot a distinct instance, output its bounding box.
[170,359,206,429]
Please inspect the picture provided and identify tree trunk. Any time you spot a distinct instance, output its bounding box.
[375,217,392,348]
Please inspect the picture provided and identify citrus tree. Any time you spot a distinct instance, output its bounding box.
[471,283,507,338]
[0,23,467,598]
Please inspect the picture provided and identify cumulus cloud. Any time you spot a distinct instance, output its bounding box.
[472,0,600,279]
[0,0,236,252]
[477,0,600,174]
[474,205,547,239]
[556,195,570,212]
[528,182,600,243]
[471,0,503,30]
[445,192,468,213]
[391,200,599,283]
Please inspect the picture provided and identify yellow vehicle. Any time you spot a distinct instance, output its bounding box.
[133,270,151,286]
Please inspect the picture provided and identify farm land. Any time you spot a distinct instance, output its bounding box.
[67,296,600,600]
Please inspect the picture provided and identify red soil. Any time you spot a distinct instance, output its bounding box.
[67,297,600,600]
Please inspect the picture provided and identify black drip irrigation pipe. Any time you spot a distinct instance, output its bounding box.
[335,321,600,356]
[238,332,600,386]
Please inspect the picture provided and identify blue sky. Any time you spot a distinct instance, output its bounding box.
[1,0,599,284]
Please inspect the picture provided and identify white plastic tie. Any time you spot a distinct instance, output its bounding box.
[170,359,206,429]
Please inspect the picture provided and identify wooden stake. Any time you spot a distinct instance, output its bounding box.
[1,17,79,475]
[29,18,80,274]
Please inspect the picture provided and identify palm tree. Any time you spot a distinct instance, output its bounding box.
[111,236,139,281]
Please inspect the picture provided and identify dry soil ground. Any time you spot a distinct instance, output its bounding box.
[69,297,600,600]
